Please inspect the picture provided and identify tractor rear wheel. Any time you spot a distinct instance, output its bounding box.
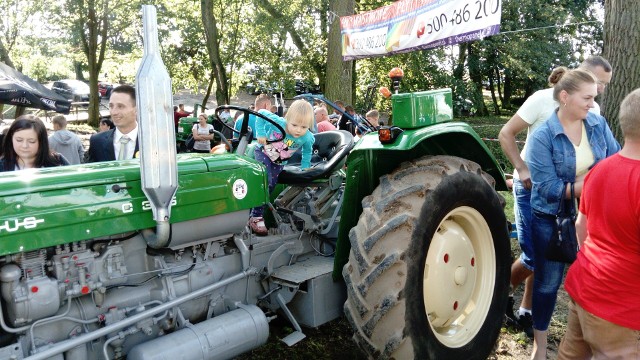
[343,155,510,359]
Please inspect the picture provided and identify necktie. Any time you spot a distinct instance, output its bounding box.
[118,135,130,160]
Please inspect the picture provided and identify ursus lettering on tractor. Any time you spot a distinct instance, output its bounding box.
[0,6,509,360]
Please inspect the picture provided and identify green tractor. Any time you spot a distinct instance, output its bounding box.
[176,106,217,153]
[0,7,510,360]
[176,110,235,153]
[175,111,199,149]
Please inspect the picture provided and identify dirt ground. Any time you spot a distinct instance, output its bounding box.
[234,269,570,360]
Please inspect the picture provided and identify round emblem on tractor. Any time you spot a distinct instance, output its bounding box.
[232,179,248,199]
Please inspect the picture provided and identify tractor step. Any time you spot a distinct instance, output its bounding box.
[272,256,346,328]
[271,255,334,284]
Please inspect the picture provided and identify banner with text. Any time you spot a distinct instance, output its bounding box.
[340,0,501,60]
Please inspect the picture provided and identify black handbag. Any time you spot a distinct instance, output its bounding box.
[545,182,578,263]
[185,134,195,150]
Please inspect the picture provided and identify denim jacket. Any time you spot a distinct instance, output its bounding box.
[526,110,620,215]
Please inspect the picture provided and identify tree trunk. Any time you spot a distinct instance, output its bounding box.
[489,77,499,115]
[202,72,215,110]
[0,38,14,67]
[73,0,109,127]
[15,106,25,118]
[325,0,354,105]
[0,39,14,119]
[502,71,513,110]
[602,0,640,141]
[201,0,228,107]
[74,61,85,81]
[496,68,503,104]
[453,43,467,80]
[467,43,488,116]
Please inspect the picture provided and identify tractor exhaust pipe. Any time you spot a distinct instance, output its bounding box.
[136,5,178,248]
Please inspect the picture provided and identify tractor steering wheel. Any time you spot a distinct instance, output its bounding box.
[214,105,286,145]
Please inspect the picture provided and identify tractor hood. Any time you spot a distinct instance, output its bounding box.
[0,154,267,256]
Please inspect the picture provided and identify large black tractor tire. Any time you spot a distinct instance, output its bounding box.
[343,155,510,360]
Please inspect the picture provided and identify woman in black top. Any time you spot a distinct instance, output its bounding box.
[0,115,69,172]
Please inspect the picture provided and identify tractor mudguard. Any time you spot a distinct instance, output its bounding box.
[0,154,268,256]
[333,122,507,279]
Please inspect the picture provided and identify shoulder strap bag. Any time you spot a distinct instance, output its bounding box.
[545,182,578,263]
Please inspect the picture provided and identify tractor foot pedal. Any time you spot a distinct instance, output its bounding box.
[281,330,306,346]
[276,293,306,346]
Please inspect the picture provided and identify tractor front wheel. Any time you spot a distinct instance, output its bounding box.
[343,155,510,359]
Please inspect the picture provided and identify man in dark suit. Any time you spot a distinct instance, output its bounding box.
[88,85,139,162]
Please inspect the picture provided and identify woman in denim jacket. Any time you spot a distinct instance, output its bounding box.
[526,69,620,360]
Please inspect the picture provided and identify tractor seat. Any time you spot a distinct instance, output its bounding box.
[278,130,354,184]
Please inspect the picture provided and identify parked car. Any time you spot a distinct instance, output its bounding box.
[295,79,321,95]
[245,80,280,95]
[52,79,91,103]
[98,81,114,99]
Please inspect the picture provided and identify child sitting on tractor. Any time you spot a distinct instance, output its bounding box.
[249,100,316,235]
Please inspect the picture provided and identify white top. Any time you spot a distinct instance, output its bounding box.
[514,88,600,178]
[220,110,231,121]
[193,123,214,151]
[574,122,594,177]
[114,123,139,160]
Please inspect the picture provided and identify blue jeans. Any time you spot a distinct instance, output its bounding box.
[531,210,567,331]
[250,147,284,218]
[513,179,534,271]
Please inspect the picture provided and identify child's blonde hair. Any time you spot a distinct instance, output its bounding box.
[285,100,314,129]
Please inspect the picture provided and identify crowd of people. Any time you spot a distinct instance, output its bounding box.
[0,84,140,169]
[500,56,638,359]
[0,84,378,173]
[0,84,377,172]
[0,59,638,357]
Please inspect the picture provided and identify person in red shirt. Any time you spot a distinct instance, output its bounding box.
[173,103,191,131]
[558,88,640,359]
[314,107,336,133]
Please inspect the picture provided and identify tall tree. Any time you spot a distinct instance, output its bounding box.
[64,0,111,126]
[197,0,251,106]
[0,39,14,68]
[254,0,327,91]
[481,0,597,110]
[0,0,26,66]
[325,0,354,104]
[200,0,229,106]
[467,43,489,116]
[51,0,139,126]
[0,0,51,115]
[602,0,640,140]
[0,0,52,68]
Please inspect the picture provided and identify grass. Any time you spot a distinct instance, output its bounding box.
[462,113,517,223]
[460,113,527,176]
[235,316,367,360]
